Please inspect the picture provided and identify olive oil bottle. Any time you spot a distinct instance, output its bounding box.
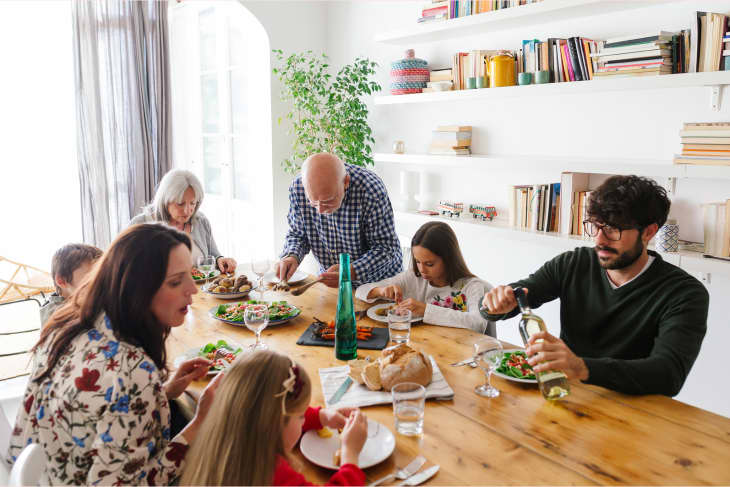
[513,287,570,400]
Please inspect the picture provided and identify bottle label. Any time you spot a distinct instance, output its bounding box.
[525,319,541,337]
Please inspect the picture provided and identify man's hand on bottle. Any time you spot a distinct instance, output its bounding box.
[482,285,526,314]
[526,331,589,381]
[276,256,299,281]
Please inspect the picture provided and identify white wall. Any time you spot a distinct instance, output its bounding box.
[266,0,730,417]
[0,1,80,269]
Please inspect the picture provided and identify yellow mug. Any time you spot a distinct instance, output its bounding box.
[489,51,516,88]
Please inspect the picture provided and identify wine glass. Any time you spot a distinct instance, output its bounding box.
[473,337,503,398]
[251,258,270,299]
[197,255,216,277]
[244,303,269,350]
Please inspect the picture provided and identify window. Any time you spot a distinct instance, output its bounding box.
[169,1,273,260]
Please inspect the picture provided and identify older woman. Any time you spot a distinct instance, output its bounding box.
[7,224,222,485]
[130,169,237,273]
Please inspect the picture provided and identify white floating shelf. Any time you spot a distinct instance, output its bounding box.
[394,211,729,276]
[375,153,684,178]
[375,0,670,45]
[374,72,730,105]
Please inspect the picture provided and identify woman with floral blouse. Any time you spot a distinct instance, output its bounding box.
[355,221,495,336]
[6,223,222,485]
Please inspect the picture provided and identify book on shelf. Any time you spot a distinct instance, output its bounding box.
[430,68,453,82]
[674,155,730,165]
[510,183,560,232]
[429,125,472,155]
[428,147,471,155]
[695,11,729,72]
[559,173,589,236]
[681,137,730,145]
[702,200,730,258]
[437,125,472,132]
[677,123,730,163]
[441,0,543,20]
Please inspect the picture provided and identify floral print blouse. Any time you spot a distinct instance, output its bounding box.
[6,313,188,485]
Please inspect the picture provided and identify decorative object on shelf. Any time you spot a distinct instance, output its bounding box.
[657,219,680,253]
[466,77,477,89]
[488,51,516,87]
[425,80,453,92]
[476,76,487,88]
[535,70,550,84]
[429,125,472,155]
[398,170,418,212]
[416,171,438,211]
[272,50,380,174]
[393,140,405,154]
[702,200,730,259]
[391,49,429,95]
[518,72,532,85]
[468,205,497,221]
[438,201,464,218]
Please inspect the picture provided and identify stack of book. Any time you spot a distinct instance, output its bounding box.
[509,183,560,232]
[674,122,730,166]
[593,32,679,78]
[702,200,730,259]
[418,1,449,23]
[694,11,729,72]
[428,125,471,155]
[423,68,453,92]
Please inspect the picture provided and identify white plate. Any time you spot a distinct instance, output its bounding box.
[202,281,255,300]
[300,419,395,470]
[366,303,423,323]
[264,269,308,284]
[173,341,243,375]
[492,349,537,384]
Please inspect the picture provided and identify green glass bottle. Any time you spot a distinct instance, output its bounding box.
[335,253,358,361]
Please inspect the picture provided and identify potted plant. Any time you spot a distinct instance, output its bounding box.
[272,50,381,174]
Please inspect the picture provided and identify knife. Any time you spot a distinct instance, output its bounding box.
[399,465,440,486]
[328,376,353,405]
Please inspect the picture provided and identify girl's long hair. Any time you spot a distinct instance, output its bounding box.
[411,221,475,285]
[181,350,313,486]
[34,223,191,382]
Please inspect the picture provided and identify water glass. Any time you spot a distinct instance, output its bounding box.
[251,258,270,299]
[473,337,503,398]
[197,255,216,275]
[244,304,269,350]
[387,308,412,345]
[391,382,425,436]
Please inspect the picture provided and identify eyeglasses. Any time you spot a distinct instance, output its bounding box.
[582,220,625,241]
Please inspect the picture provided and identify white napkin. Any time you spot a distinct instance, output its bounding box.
[319,356,454,408]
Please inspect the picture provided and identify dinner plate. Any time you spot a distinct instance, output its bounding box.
[366,303,423,323]
[192,269,221,283]
[264,269,308,284]
[208,303,302,327]
[300,419,395,470]
[202,281,255,300]
[492,348,537,384]
[173,341,243,375]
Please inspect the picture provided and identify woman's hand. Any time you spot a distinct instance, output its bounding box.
[396,298,426,317]
[164,357,211,400]
[319,407,358,430]
[217,257,237,274]
[340,409,368,466]
[377,284,403,303]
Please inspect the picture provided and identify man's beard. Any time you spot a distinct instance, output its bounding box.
[594,234,644,270]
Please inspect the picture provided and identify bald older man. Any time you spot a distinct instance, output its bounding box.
[276,153,402,288]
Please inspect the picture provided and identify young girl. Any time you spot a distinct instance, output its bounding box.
[356,221,495,336]
[181,350,369,486]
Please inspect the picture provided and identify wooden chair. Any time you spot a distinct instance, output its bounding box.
[0,257,54,307]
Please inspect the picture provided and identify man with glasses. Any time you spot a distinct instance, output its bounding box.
[480,175,708,396]
[276,152,402,288]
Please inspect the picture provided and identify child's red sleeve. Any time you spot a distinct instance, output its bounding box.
[302,406,323,433]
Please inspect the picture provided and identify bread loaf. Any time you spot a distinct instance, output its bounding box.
[379,344,432,391]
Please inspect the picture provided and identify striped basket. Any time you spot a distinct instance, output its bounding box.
[390,49,428,95]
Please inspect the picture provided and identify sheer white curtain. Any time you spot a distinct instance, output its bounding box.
[72,0,172,248]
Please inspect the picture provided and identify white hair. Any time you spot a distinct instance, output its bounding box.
[145,169,204,223]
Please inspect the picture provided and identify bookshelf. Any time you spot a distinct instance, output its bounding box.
[374,71,730,107]
[374,153,730,180]
[375,0,677,45]
[393,210,730,278]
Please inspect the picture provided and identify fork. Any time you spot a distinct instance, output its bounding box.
[369,455,426,486]
[450,357,478,368]
[290,277,323,296]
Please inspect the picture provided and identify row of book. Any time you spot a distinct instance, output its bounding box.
[428,125,472,155]
[509,183,561,233]
[519,38,599,82]
[696,11,729,73]
[418,0,543,23]
[593,31,688,78]
[674,122,730,166]
[703,200,730,259]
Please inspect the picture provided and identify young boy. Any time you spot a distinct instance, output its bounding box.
[40,243,102,325]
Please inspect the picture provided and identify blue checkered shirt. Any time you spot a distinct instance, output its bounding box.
[281,164,403,287]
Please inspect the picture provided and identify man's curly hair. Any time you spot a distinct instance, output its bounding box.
[586,175,670,230]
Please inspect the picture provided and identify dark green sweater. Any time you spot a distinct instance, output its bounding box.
[482,248,708,396]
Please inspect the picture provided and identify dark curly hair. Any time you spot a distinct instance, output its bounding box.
[586,175,670,230]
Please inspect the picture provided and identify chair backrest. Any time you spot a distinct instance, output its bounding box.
[8,443,46,486]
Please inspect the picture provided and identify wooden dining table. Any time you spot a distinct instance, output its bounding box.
[168,276,730,485]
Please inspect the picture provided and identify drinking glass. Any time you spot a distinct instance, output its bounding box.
[251,258,270,299]
[197,255,216,276]
[473,337,503,398]
[244,303,269,350]
[387,308,412,345]
[391,382,425,436]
